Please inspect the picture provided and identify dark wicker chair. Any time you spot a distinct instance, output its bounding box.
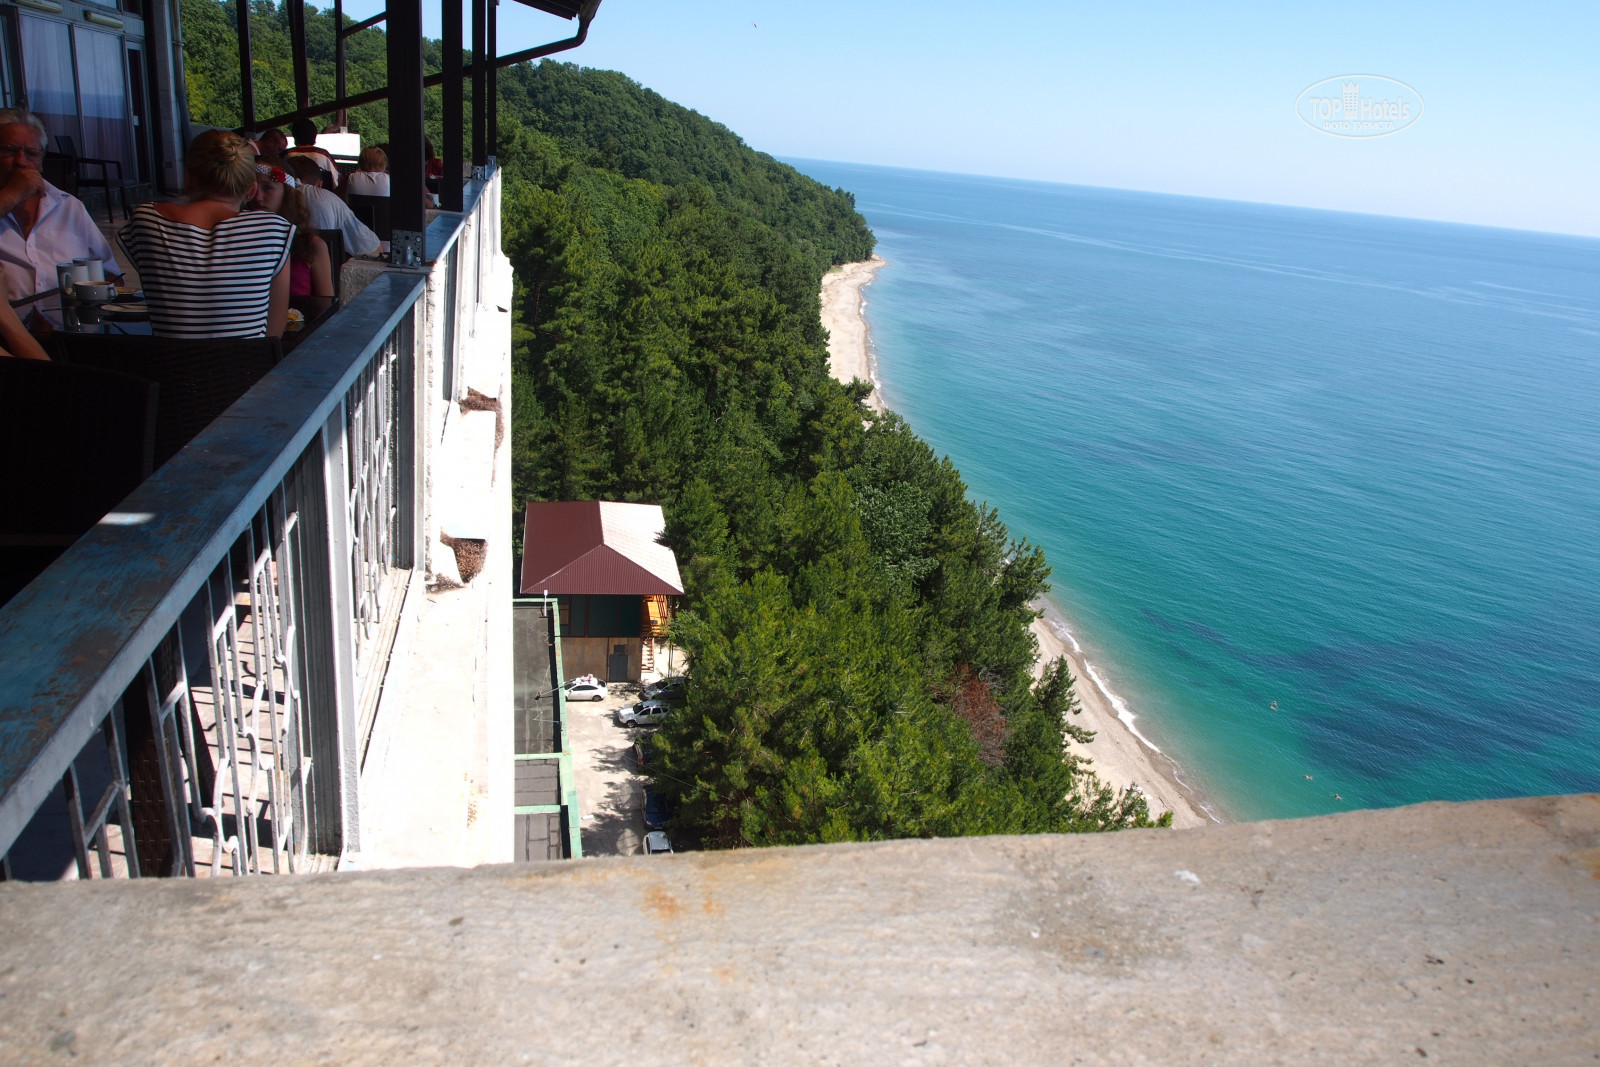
[0,358,157,606]
[48,334,283,468]
[347,194,392,242]
[53,135,133,226]
[319,228,346,301]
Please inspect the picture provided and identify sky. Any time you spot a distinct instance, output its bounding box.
[346,0,1600,237]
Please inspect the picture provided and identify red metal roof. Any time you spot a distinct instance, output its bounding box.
[519,501,684,596]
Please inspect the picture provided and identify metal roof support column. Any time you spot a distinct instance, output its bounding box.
[334,0,345,127]
[471,0,486,169]
[288,0,310,112]
[441,0,464,209]
[486,0,498,160]
[386,0,426,265]
[236,0,255,131]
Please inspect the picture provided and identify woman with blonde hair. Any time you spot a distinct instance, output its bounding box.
[345,146,390,197]
[250,164,333,299]
[118,130,295,337]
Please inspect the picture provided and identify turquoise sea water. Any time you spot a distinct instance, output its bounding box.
[790,159,1600,822]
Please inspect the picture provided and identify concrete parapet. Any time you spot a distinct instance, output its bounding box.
[1,795,1596,1062]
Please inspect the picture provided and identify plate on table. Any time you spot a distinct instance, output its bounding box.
[101,302,148,314]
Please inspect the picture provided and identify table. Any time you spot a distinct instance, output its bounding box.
[56,294,337,353]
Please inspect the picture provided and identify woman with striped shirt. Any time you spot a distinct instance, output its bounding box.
[118,131,294,338]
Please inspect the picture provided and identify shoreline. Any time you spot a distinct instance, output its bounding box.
[1030,602,1215,828]
[820,255,887,412]
[820,256,1214,830]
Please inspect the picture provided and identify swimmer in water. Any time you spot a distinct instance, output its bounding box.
[1270,701,1278,710]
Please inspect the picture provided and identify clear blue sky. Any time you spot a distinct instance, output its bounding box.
[349,0,1600,237]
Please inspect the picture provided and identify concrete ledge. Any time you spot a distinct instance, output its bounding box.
[1,795,1597,1063]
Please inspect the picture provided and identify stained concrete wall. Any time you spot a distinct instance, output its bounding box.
[0,795,1596,1062]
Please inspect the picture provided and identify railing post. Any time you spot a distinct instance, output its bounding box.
[319,405,364,862]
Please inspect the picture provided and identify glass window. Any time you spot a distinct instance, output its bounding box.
[73,27,130,172]
[18,15,77,151]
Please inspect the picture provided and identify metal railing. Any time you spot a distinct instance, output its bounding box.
[0,170,502,880]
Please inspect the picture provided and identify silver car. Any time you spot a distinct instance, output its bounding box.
[644,831,673,854]
[616,698,672,727]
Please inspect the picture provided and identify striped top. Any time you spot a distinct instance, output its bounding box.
[118,207,295,338]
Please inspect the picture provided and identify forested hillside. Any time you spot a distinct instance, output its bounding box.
[181,0,1169,844]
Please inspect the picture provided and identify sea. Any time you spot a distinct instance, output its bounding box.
[788,158,1600,822]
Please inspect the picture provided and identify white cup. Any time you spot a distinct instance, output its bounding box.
[70,259,91,285]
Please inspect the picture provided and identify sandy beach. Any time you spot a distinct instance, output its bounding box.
[821,255,886,411]
[1030,612,1212,828]
[820,257,1213,830]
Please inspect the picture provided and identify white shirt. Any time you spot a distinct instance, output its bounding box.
[345,171,391,197]
[301,184,382,256]
[0,181,120,311]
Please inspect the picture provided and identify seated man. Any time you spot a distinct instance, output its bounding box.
[253,126,289,166]
[285,118,339,189]
[0,109,120,324]
[284,156,381,256]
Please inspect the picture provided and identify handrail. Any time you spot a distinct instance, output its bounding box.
[0,274,422,852]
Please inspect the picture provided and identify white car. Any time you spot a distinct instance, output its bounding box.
[644,831,673,855]
[616,699,672,727]
[564,678,607,702]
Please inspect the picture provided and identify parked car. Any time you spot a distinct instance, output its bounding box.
[642,675,688,704]
[643,830,673,855]
[616,698,672,727]
[633,734,654,769]
[563,677,607,702]
[643,787,674,830]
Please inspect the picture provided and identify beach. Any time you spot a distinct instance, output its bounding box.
[820,257,1212,830]
[820,255,886,411]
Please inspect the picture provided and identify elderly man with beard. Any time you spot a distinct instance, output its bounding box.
[0,109,120,324]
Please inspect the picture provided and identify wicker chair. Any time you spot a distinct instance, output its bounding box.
[0,358,157,606]
[347,194,392,242]
[49,334,283,468]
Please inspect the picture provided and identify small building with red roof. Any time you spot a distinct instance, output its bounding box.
[519,501,684,682]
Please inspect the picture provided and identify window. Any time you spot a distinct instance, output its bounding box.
[73,26,129,172]
[18,15,77,150]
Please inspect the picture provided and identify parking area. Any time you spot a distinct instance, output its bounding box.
[567,683,651,857]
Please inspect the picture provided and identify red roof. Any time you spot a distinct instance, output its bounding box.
[519,501,684,596]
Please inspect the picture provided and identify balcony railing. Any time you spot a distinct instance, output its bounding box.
[0,169,504,881]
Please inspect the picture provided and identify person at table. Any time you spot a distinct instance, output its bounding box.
[345,146,391,197]
[251,165,333,299]
[285,118,340,190]
[284,156,381,256]
[253,126,289,166]
[0,293,50,359]
[118,131,294,338]
[0,109,121,321]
